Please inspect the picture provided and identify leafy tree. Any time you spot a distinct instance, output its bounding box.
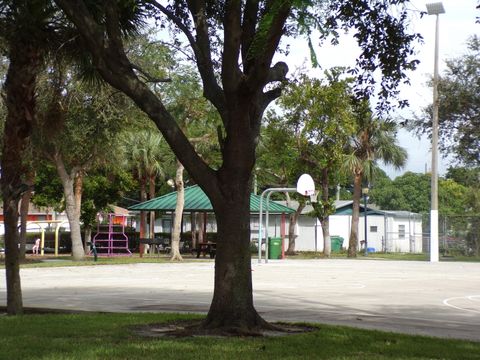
[32,162,136,248]
[370,171,471,216]
[465,189,480,256]
[343,102,407,257]
[31,161,63,209]
[258,116,306,254]
[55,0,421,333]
[123,37,220,260]
[81,168,136,247]
[163,76,219,261]
[261,70,355,256]
[33,64,132,260]
[122,129,171,251]
[0,0,142,314]
[410,36,480,165]
[0,0,60,315]
[445,166,480,188]
[438,179,470,215]
[370,172,430,213]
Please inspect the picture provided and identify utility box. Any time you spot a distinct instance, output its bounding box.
[268,237,282,259]
[330,236,344,252]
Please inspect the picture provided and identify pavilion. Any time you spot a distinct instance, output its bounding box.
[128,185,295,245]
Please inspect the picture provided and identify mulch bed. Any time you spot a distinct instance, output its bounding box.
[131,319,316,338]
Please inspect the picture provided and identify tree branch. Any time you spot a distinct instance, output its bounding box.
[222,0,243,93]
[241,0,260,69]
[246,3,291,89]
[261,87,283,111]
[54,0,219,195]
[149,0,227,121]
[266,62,288,83]
[131,64,171,83]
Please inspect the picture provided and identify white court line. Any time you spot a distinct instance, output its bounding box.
[443,295,480,314]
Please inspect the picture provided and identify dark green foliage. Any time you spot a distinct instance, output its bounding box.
[323,0,421,110]
[32,161,63,210]
[81,168,136,227]
[445,166,480,188]
[370,172,430,213]
[410,36,480,165]
[370,171,471,215]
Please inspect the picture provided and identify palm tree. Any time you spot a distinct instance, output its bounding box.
[123,130,169,250]
[0,0,66,315]
[343,102,407,257]
[158,67,219,261]
[1,0,144,314]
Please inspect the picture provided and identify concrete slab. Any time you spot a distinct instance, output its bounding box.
[1,259,479,342]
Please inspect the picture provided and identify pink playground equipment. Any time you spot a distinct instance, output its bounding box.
[91,213,132,257]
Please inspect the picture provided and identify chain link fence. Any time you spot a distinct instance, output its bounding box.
[421,213,480,256]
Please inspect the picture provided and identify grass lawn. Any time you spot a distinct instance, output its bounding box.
[0,254,213,269]
[1,251,478,269]
[290,251,480,262]
[0,313,478,360]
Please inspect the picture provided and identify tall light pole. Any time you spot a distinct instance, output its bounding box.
[426,2,445,263]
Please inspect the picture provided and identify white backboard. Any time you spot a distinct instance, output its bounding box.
[296,174,315,196]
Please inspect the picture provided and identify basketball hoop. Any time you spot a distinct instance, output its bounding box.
[309,191,319,203]
[296,174,315,196]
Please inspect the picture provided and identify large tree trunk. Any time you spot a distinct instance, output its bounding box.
[54,154,85,260]
[84,225,92,254]
[139,180,147,255]
[322,216,331,257]
[286,203,304,255]
[171,160,184,261]
[196,212,204,244]
[203,182,268,333]
[348,171,363,258]
[53,0,291,332]
[321,169,331,257]
[19,171,34,260]
[1,39,43,315]
[148,175,156,240]
[148,176,156,255]
[191,212,197,250]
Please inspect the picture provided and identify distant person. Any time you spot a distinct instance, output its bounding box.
[32,238,41,255]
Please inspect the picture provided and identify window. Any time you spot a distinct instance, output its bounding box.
[162,219,172,233]
[398,224,406,239]
[370,226,378,233]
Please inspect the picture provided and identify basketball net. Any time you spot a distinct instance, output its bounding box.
[304,190,318,203]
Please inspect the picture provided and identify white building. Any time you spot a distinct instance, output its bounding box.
[271,200,423,253]
[129,186,423,254]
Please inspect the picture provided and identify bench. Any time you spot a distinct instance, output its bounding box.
[196,242,216,259]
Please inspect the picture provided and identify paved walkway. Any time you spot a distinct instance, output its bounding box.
[1,259,479,341]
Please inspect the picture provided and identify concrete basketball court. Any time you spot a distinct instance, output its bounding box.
[1,259,479,342]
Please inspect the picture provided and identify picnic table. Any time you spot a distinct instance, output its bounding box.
[139,237,170,254]
[196,242,216,259]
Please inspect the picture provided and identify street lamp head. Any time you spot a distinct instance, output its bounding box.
[426,2,445,15]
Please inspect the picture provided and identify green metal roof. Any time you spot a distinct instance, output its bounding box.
[335,202,385,216]
[128,185,295,214]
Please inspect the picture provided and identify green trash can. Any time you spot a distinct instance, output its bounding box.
[330,236,344,252]
[268,237,282,259]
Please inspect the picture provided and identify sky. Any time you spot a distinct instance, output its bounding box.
[275,0,479,179]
